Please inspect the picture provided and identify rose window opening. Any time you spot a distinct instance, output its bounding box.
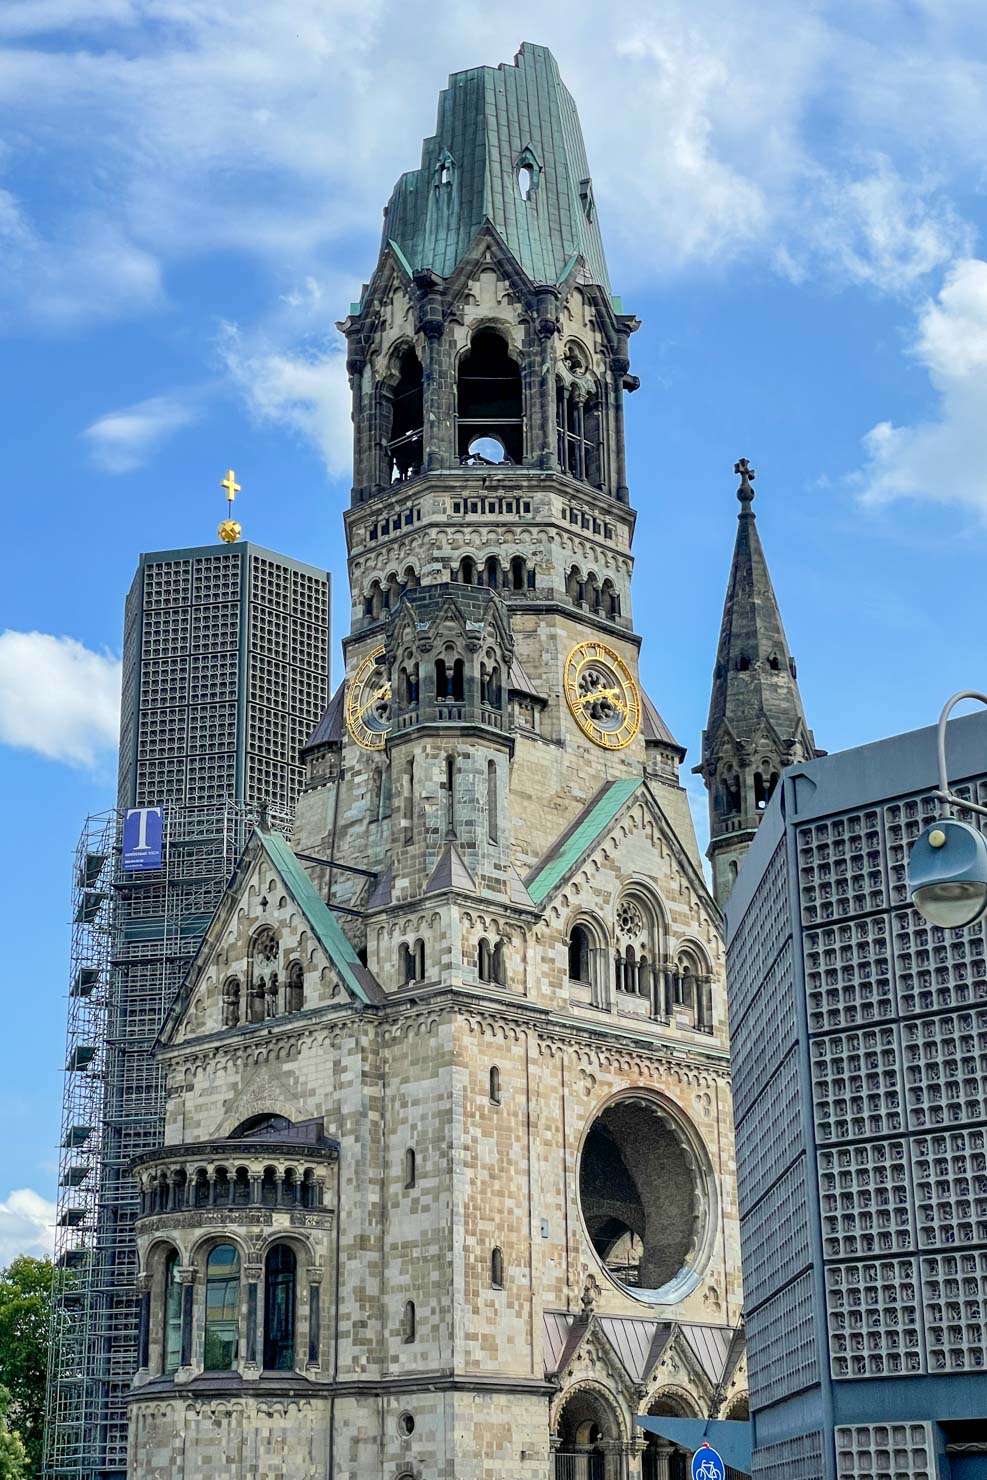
[577,665,623,731]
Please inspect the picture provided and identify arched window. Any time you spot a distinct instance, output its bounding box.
[250,928,277,1024]
[720,770,742,816]
[386,345,424,483]
[568,925,591,984]
[484,555,501,589]
[401,1300,416,1344]
[556,377,603,484]
[457,555,479,586]
[491,1247,504,1289]
[286,961,304,1014]
[493,940,506,986]
[162,1249,182,1374]
[452,658,465,703]
[404,1147,416,1189]
[222,977,240,1028]
[615,894,660,1007]
[510,555,526,591]
[403,939,425,982]
[457,330,523,464]
[263,1244,296,1371]
[478,938,492,983]
[445,754,456,833]
[204,1244,240,1372]
[399,942,414,984]
[487,760,498,842]
[489,1065,501,1104]
[261,1167,278,1207]
[754,763,780,811]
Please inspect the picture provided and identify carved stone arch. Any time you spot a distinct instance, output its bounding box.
[187,1228,251,1274]
[255,1226,318,1265]
[551,1375,628,1443]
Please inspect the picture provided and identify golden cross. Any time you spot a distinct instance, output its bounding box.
[221,468,240,503]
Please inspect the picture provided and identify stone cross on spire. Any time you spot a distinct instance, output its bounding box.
[734,458,755,506]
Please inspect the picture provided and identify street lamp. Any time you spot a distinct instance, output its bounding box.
[907,691,987,928]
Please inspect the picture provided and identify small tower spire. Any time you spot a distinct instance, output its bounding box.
[695,459,819,908]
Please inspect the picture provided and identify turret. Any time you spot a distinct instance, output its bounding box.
[695,459,820,908]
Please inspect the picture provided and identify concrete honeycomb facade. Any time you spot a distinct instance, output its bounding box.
[126,43,748,1480]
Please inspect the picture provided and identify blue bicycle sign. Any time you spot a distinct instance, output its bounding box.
[691,1444,725,1480]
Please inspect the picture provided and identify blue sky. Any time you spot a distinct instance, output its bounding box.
[2,0,987,1259]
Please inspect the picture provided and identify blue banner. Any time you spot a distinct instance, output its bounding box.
[123,807,163,871]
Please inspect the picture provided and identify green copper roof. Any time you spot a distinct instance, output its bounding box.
[384,42,611,290]
[526,778,640,905]
[258,829,376,1006]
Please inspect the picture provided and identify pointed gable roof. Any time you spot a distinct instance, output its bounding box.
[159,828,384,1043]
[381,43,613,292]
[702,461,816,761]
[257,829,383,1005]
[525,778,639,905]
[524,776,717,915]
[424,840,477,895]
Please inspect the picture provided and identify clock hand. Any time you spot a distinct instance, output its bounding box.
[360,684,391,717]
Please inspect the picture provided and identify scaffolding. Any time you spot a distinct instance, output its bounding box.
[44,801,289,1480]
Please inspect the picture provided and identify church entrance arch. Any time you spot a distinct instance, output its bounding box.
[641,1392,697,1480]
[552,1383,622,1480]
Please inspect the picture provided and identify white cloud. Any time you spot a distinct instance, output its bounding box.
[0,1189,56,1266]
[0,631,120,767]
[854,259,987,514]
[0,0,981,324]
[218,321,351,477]
[84,393,196,473]
[788,159,973,296]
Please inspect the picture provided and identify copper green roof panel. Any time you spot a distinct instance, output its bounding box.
[384,42,611,290]
[257,829,379,1006]
[526,778,640,905]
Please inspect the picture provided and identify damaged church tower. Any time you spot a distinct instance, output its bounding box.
[126,45,747,1480]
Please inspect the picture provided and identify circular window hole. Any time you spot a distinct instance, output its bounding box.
[466,434,507,464]
[578,1096,709,1304]
[398,1412,415,1437]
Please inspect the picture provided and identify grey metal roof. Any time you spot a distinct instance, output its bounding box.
[641,688,683,754]
[424,840,477,894]
[598,1317,672,1383]
[301,681,345,756]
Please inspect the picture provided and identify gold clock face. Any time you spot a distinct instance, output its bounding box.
[345,646,392,750]
[563,640,641,750]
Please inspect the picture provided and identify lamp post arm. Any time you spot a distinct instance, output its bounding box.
[935,690,987,819]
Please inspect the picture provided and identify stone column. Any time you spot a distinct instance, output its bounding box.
[611,357,630,503]
[627,1436,649,1479]
[649,1441,675,1479]
[244,1269,260,1372]
[136,1275,151,1371]
[590,946,610,1010]
[307,1270,323,1368]
[600,1437,626,1480]
[178,1268,195,1373]
[421,319,450,470]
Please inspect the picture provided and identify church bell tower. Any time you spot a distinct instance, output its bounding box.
[127,45,747,1480]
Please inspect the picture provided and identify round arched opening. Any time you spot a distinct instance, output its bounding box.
[554,1385,621,1475]
[642,1394,696,1480]
[466,433,508,464]
[578,1095,712,1304]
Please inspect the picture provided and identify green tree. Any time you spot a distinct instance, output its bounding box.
[0,1387,27,1480]
[0,1258,53,1477]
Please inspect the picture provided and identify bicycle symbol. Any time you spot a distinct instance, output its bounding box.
[691,1449,725,1480]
